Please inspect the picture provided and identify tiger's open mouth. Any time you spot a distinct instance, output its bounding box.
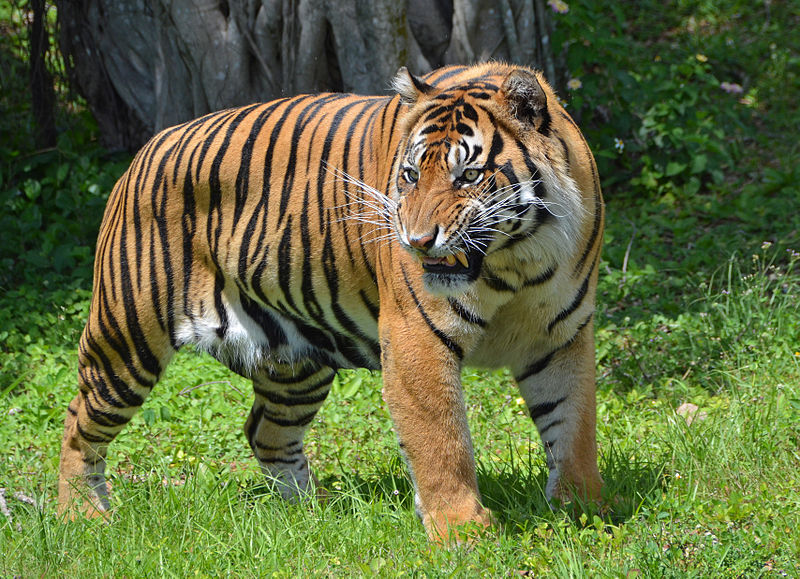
[420,250,470,274]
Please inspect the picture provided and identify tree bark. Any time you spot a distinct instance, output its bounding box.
[29,0,57,148]
[56,0,561,151]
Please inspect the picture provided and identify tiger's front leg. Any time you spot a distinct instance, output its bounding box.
[378,311,491,542]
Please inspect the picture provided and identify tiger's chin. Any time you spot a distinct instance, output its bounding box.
[418,249,484,296]
[421,271,474,296]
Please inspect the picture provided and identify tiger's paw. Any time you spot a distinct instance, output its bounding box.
[57,492,112,523]
[423,506,496,546]
[57,475,112,522]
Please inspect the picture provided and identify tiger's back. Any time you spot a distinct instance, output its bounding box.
[95,95,402,375]
[60,63,604,542]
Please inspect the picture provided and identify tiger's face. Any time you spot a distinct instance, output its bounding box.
[391,68,580,296]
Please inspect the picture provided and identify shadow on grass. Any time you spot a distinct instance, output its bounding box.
[476,444,667,534]
[239,445,666,536]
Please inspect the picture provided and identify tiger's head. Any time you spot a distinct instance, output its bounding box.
[390,65,584,296]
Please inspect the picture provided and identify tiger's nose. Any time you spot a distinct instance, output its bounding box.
[408,227,438,252]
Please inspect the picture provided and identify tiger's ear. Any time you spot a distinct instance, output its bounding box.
[393,67,436,105]
[501,69,550,133]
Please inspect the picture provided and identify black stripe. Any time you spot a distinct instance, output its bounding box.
[400,264,464,360]
[516,352,554,383]
[98,267,160,386]
[515,312,593,383]
[236,100,299,281]
[423,65,468,85]
[359,289,380,321]
[320,227,381,367]
[254,387,330,407]
[239,293,288,348]
[170,112,222,186]
[286,371,337,395]
[461,103,478,122]
[353,102,384,285]
[235,101,290,226]
[192,108,241,182]
[486,128,504,166]
[179,148,198,348]
[448,298,487,327]
[335,100,377,274]
[207,108,259,265]
[261,408,318,427]
[528,396,566,421]
[79,356,126,410]
[213,269,228,339]
[291,318,338,357]
[314,98,375,235]
[547,268,591,334]
[559,110,603,276]
[420,123,444,134]
[76,421,114,443]
[82,393,129,427]
[253,441,302,452]
[276,213,299,313]
[148,226,166,334]
[537,418,563,438]
[276,96,341,224]
[81,340,144,408]
[422,104,454,122]
[257,457,300,465]
[263,365,327,385]
[523,264,557,287]
[245,404,263,445]
[482,268,517,292]
[151,143,179,346]
[131,130,175,295]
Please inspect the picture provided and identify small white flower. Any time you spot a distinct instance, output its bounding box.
[720,81,744,94]
[567,78,582,90]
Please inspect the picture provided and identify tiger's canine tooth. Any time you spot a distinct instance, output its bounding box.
[445,254,456,266]
[455,251,469,268]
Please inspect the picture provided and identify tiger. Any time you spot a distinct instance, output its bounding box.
[58,62,605,542]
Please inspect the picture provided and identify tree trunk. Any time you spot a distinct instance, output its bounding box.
[29,0,57,148]
[57,0,562,151]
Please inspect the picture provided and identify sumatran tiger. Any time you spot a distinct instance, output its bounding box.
[58,62,605,541]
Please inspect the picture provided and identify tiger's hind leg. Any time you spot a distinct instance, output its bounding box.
[58,316,173,518]
[244,361,335,500]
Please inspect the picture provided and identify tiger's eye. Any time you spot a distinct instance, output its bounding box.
[403,167,419,183]
[462,168,481,183]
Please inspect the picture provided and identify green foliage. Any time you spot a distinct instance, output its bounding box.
[0,131,130,285]
[553,0,799,200]
[0,1,131,287]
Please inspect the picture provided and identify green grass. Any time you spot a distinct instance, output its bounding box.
[2,0,800,575]
[1,259,799,575]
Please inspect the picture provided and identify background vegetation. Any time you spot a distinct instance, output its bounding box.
[1,0,799,576]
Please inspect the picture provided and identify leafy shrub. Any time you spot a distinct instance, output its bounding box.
[550,0,781,200]
[0,125,130,286]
